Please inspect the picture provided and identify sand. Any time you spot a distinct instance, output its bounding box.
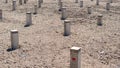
[0,0,120,68]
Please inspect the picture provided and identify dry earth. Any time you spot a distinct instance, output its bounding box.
[0,0,120,68]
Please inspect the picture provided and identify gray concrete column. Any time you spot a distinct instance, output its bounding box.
[0,9,2,19]
[106,3,110,10]
[33,5,37,14]
[97,14,103,26]
[12,0,16,11]
[61,7,67,20]
[5,0,8,3]
[41,0,43,3]
[87,6,92,14]
[38,0,42,8]
[24,12,32,27]
[59,1,63,11]
[80,1,83,7]
[64,20,71,36]
[24,0,27,4]
[70,47,81,68]
[108,0,112,3]
[96,0,99,5]
[11,30,19,50]
[58,0,61,6]
[19,0,22,5]
[75,0,78,3]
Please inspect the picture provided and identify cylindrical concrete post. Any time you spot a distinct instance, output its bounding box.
[80,1,83,7]
[75,0,78,3]
[109,0,112,3]
[5,0,8,3]
[38,0,42,8]
[96,0,99,5]
[61,7,67,20]
[41,0,43,3]
[87,7,92,14]
[24,0,27,4]
[64,20,71,36]
[59,1,63,11]
[12,0,16,11]
[0,9,2,19]
[33,5,37,14]
[106,3,110,10]
[97,14,103,26]
[24,12,32,27]
[70,47,81,68]
[19,0,22,5]
[11,30,19,50]
[58,0,61,6]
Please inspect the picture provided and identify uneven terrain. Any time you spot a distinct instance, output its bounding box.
[0,0,120,68]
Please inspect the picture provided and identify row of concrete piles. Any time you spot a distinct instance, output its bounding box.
[0,0,44,26]
[58,0,113,37]
[0,0,43,52]
[75,0,112,4]
[5,0,29,4]
[11,0,29,11]
[59,0,112,16]
[1,0,111,26]
[0,0,114,47]
[0,0,115,68]
[11,0,42,12]
[59,1,112,67]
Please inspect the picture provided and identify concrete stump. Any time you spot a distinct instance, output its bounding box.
[38,0,43,3]
[59,1,63,11]
[70,47,81,68]
[41,0,43,3]
[33,5,37,14]
[106,3,110,10]
[75,0,78,3]
[24,0,27,4]
[12,0,16,11]
[38,0,42,8]
[87,7,92,14]
[5,0,8,3]
[19,0,22,5]
[0,9,2,19]
[80,1,83,7]
[96,0,99,5]
[10,30,19,50]
[97,14,103,26]
[109,0,113,3]
[61,7,67,20]
[64,20,71,36]
[24,12,32,27]
[58,0,61,6]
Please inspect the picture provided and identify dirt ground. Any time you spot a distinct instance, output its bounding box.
[0,0,120,68]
